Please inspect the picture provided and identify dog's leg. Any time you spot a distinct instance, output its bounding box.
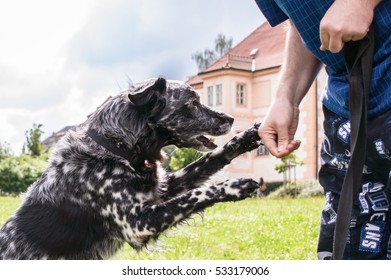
[129,178,258,249]
[162,123,261,200]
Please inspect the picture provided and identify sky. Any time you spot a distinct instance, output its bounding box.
[0,0,266,154]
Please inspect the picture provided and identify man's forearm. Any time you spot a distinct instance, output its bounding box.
[276,22,322,107]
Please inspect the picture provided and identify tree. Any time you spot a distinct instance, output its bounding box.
[0,134,48,194]
[192,33,233,71]
[274,152,304,196]
[23,123,45,157]
[214,33,233,57]
[169,148,203,172]
[192,49,217,71]
[0,141,12,161]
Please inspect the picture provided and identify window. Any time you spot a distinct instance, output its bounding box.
[207,86,213,106]
[216,84,223,105]
[257,145,270,156]
[236,83,246,106]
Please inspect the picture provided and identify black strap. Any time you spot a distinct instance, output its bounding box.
[87,128,139,165]
[332,25,375,260]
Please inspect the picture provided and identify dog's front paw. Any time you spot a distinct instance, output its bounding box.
[227,122,262,154]
[219,178,258,201]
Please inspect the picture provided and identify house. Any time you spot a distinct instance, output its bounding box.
[42,97,112,150]
[187,22,328,183]
[42,125,76,150]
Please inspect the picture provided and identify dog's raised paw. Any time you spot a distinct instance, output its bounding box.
[219,178,259,201]
[228,123,262,154]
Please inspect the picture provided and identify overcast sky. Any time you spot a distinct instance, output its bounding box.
[0,0,265,154]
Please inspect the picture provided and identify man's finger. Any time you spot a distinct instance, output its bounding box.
[319,30,329,51]
[275,139,301,158]
[259,132,279,157]
[276,129,291,156]
[328,35,345,53]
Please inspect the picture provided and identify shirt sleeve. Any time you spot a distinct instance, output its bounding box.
[254,0,288,27]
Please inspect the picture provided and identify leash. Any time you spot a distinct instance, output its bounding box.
[332,25,375,260]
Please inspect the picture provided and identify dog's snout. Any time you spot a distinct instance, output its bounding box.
[220,113,234,127]
[227,115,234,126]
[215,113,234,135]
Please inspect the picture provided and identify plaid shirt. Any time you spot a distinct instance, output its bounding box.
[255,0,391,118]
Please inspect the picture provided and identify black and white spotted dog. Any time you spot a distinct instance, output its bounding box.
[0,78,261,259]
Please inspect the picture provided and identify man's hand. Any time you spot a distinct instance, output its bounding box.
[257,23,321,158]
[319,0,381,53]
[258,98,301,158]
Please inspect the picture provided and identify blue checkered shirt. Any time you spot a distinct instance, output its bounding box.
[255,0,391,118]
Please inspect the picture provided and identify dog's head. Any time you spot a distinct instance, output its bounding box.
[88,77,233,153]
[154,79,234,151]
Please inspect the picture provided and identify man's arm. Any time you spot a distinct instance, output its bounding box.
[320,0,382,53]
[258,22,322,157]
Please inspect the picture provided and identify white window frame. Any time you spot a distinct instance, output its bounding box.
[207,86,214,106]
[236,83,246,106]
[257,145,270,156]
[216,84,223,106]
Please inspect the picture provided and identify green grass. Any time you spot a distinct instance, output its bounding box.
[0,195,22,226]
[0,196,324,260]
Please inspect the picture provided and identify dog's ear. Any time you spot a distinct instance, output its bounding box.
[128,77,166,107]
[128,77,167,123]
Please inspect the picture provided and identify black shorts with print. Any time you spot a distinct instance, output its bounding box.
[317,106,391,260]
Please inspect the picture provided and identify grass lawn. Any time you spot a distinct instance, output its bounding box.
[0,195,324,260]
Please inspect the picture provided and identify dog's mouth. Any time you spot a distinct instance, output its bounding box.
[194,135,217,151]
[171,123,232,152]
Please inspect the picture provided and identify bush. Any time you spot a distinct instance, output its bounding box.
[263,181,283,196]
[169,148,203,171]
[0,154,48,195]
[267,180,324,199]
[298,180,324,197]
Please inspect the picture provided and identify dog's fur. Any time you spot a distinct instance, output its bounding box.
[0,78,261,259]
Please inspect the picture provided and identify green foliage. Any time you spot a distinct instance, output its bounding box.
[169,148,203,171]
[161,145,176,171]
[0,153,47,195]
[23,123,45,157]
[274,152,304,174]
[0,124,48,194]
[263,181,283,196]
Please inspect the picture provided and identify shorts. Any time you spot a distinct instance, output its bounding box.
[317,106,391,260]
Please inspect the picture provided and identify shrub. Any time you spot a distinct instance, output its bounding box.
[0,154,47,195]
[263,181,284,196]
[267,180,324,199]
[169,148,203,171]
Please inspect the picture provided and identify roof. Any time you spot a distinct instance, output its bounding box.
[186,74,203,86]
[42,125,76,148]
[188,21,287,85]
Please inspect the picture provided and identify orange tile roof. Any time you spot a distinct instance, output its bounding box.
[186,74,203,86]
[188,21,287,85]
